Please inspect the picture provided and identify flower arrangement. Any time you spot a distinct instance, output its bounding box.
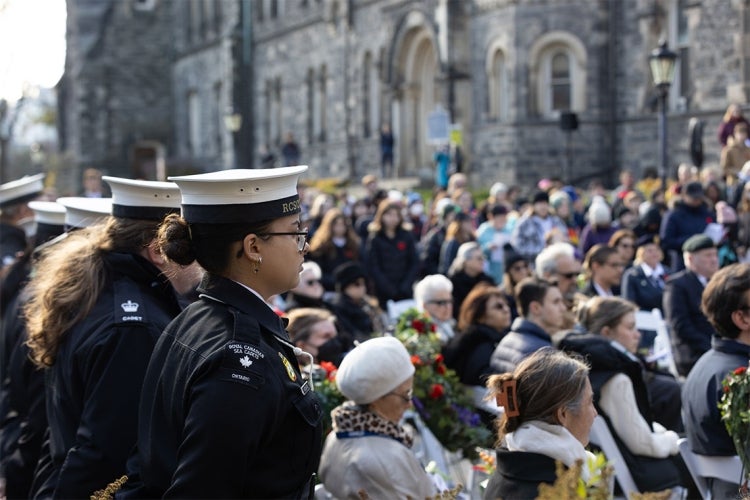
[718,362,750,486]
[535,455,614,500]
[314,361,346,437]
[393,308,493,460]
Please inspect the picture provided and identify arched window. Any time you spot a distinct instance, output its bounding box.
[363,52,371,137]
[529,32,587,117]
[306,69,315,144]
[486,45,509,121]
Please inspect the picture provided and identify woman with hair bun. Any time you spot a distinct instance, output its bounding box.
[121,167,323,499]
[483,348,597,500]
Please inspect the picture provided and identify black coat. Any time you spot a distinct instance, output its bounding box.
[0,291,46,499]
[443,323,505,386]
[121,274,323,499]
[483,448,558,500]
[0,223,27,270]
[34,253,183,499]
[329,292,376,343]
[621,265,666,312]
[308,244,358,292]
[365,229,419,307]
[450,270,495,319]
[663,270,715,376]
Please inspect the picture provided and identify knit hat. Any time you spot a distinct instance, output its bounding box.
[334,261,366,291]
[336,336,415,405]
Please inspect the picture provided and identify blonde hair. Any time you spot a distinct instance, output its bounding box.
[25,217,160,367]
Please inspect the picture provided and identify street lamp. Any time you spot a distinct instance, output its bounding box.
[649,39,678,190]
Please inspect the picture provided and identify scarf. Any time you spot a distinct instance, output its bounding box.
[504,420,595,481]
[331,402,413,448]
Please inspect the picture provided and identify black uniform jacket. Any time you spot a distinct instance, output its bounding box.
[122,274,323,499]
[35,252,183,499]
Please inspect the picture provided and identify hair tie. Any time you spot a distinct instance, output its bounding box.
[497,379,520,417]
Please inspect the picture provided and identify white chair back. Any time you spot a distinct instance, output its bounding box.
[588,415,640,498]
[677,438,744,500]
[635,308,680,379]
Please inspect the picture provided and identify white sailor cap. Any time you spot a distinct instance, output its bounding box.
[102,176,181,221]
[168,166,308,224]
[0,173,45,208]
[57,197,113,230]
[28,201,66,245]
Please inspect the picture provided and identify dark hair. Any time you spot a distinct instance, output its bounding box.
[583,244,619,277]
[702,263,750,339]
[608,229,636,248]
[157,213,272,275]
[486,348,590,442]
[514,277,556,318]
[368,201,403,234]
[457,284,505,331]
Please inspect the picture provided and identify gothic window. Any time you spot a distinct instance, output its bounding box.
[213,82,222,156]
[363,52,371,138]
[264,80,273,147]
[486,45,509,121]
[188,90,202,156]
[274,78,282,145]
[669,0,690,110]
[315,65,327,142]
[257,0,264,22]
[529,32,587,117]
[214,0,222,34]
[270,0,278,19]
[307,69,315,144]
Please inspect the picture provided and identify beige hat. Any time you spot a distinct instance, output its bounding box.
[335,336,414,405]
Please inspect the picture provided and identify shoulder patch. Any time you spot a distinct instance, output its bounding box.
[113,280,148,324]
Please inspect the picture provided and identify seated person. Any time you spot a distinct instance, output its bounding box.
[484,348,597,500]
[286,307,347,367]
[284,261,331,312]
[328,262,385,343]
[621,234,668,313]
[318,337,436,499]
[414,274,457,345]
[683,263,750,499]
[557,297,692,495]
[443,284,511,386]
[581,244,623,297]
[447,242,495,320]
[490,277,566,374]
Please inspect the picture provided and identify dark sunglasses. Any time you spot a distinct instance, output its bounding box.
[428,299,453,306]
[558,271,579,279]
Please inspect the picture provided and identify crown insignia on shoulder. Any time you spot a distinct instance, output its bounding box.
[121,300,140,313]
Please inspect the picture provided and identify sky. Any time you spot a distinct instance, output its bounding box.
[0,0,67,103]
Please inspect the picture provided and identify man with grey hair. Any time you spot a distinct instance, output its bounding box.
[413,274,455,345]
[535,242,583,329]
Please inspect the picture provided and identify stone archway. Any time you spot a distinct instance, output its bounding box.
[391,14,439,177]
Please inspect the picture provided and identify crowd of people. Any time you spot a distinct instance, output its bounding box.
[0,157,749,499]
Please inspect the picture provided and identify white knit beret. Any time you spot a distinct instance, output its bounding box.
[335,336,415,405]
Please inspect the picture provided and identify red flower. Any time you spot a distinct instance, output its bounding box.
[411,319,425,333]
[397,241,407,251]
[724,385,731,393]
[706,217,714,224]
[429,383,445,399]
[430,323,437,333]
[411,355,422,366]
[434,353,444,364]
[436,364,447,375]
[734,366,747,376]
[319,361,338,381]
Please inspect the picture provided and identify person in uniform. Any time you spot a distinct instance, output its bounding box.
[0,198,110,499]
[121,166,323,498]
[24,178,202,498]
[0,174,44,271]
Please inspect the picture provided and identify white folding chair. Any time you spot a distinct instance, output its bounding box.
[386,299,417,323]
[636,308,680,379]
[588,415,640,498]
[677,438,744,500]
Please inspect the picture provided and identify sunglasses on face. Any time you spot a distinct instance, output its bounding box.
[428,299,453,306]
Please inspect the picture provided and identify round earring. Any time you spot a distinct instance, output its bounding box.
[254,256,262,274]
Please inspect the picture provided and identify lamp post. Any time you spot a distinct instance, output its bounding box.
[648,40,678,191]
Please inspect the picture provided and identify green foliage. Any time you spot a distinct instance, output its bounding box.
[718,363,750,483]
[393,308,493,459]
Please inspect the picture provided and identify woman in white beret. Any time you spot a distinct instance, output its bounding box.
[319,336,436,499]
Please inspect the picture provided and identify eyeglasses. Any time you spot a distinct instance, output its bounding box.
[388,389,413,403]
[604,261,625,269]
[490,302,509,311]
[256,230,308,252]
[305,279,321,286]
[558,271,579,279]
[428,299,453,306]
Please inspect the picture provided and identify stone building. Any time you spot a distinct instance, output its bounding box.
[250,0,750,189]
[61,0,750,190]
